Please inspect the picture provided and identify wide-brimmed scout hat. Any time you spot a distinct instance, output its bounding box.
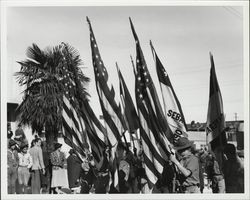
[174,137,194,151]
[54,143,62,150]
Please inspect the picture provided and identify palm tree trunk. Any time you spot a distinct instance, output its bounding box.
[45,125,58,152]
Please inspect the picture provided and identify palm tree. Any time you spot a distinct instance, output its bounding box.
[15,43,89,151]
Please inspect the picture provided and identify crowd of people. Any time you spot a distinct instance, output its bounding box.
[7,124,244,194]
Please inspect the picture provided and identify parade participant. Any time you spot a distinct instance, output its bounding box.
[7,122,13,145]
[50,143,68,193]
[95,147,111,193]
[223,143,244,193]
[67,149,82,190]
[205,151,225,193]
[153,160,176,193]
[118,159,131,193]
[124,149,140,193]
[79,154,97,194]
[134,148,149,193]
[116,143,131,193]
[17,143,33,194]
[7,139,19,194]
[40,137,52,194]
[29,137,45,194]
[170,137,200,193]
[14,124,28,149]
[193,148,205,193]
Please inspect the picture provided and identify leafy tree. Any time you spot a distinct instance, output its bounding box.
[15,43,89,151]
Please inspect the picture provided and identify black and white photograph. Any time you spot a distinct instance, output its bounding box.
[1,1,249,199]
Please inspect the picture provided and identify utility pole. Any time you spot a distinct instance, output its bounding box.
[234,113,238,121]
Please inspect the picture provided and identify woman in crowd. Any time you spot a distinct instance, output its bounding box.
[17,143,33,194]
[7,139,19,194]
[29,137,45,194]
[50,143,68,193]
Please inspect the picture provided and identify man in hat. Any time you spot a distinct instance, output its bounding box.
[8,139,19,194]
[17,143,33,194]
[67,149,82,191]
[169,137,200,193]
[14,124,28,149]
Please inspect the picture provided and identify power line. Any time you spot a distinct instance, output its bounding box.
[176,80,243,91]
[172,63,243,76]
[228,6,243,18]
[223,6,243,20]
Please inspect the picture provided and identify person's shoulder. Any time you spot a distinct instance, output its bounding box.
[29,147,35,153]
[26,152,32,157]
[190,154,199,161]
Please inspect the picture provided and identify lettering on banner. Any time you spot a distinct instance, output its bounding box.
[173,129,182,143]
[167,110,186,143]
[208,114,223,132]
[167,110,184,123]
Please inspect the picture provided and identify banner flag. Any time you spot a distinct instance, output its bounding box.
[206,52,227,168]
[150,41,188,144]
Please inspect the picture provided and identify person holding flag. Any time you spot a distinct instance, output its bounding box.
[170,137,200,193]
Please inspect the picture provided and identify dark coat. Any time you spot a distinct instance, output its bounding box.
[67,154,82,188]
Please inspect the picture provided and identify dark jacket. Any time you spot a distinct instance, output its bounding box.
[67,154,82,188]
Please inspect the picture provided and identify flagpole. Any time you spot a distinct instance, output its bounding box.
[130,55,140,151]
[115,62,130,150]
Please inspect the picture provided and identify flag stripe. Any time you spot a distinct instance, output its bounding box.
[63,97,81,134]
[62,100,84,144]
[142,151,162,181]
[97,81,125,128]
[117,64,139,132]
[97,83,123,143]
[139,110,165,166]
[62,116,85,152]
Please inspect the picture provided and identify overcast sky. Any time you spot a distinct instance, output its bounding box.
[5,4,245,124]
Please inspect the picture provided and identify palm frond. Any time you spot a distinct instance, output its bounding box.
[16,43,89,133]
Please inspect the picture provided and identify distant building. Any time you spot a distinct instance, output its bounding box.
[186,120,244,150]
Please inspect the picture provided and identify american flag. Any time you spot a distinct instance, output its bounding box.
[87,17,126,191]
[61,63,90,162]
[60,43,106,166]
[116,63,139,133]
[83,100,106,169]
[150,41,188,145]
[130,18,171,188]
